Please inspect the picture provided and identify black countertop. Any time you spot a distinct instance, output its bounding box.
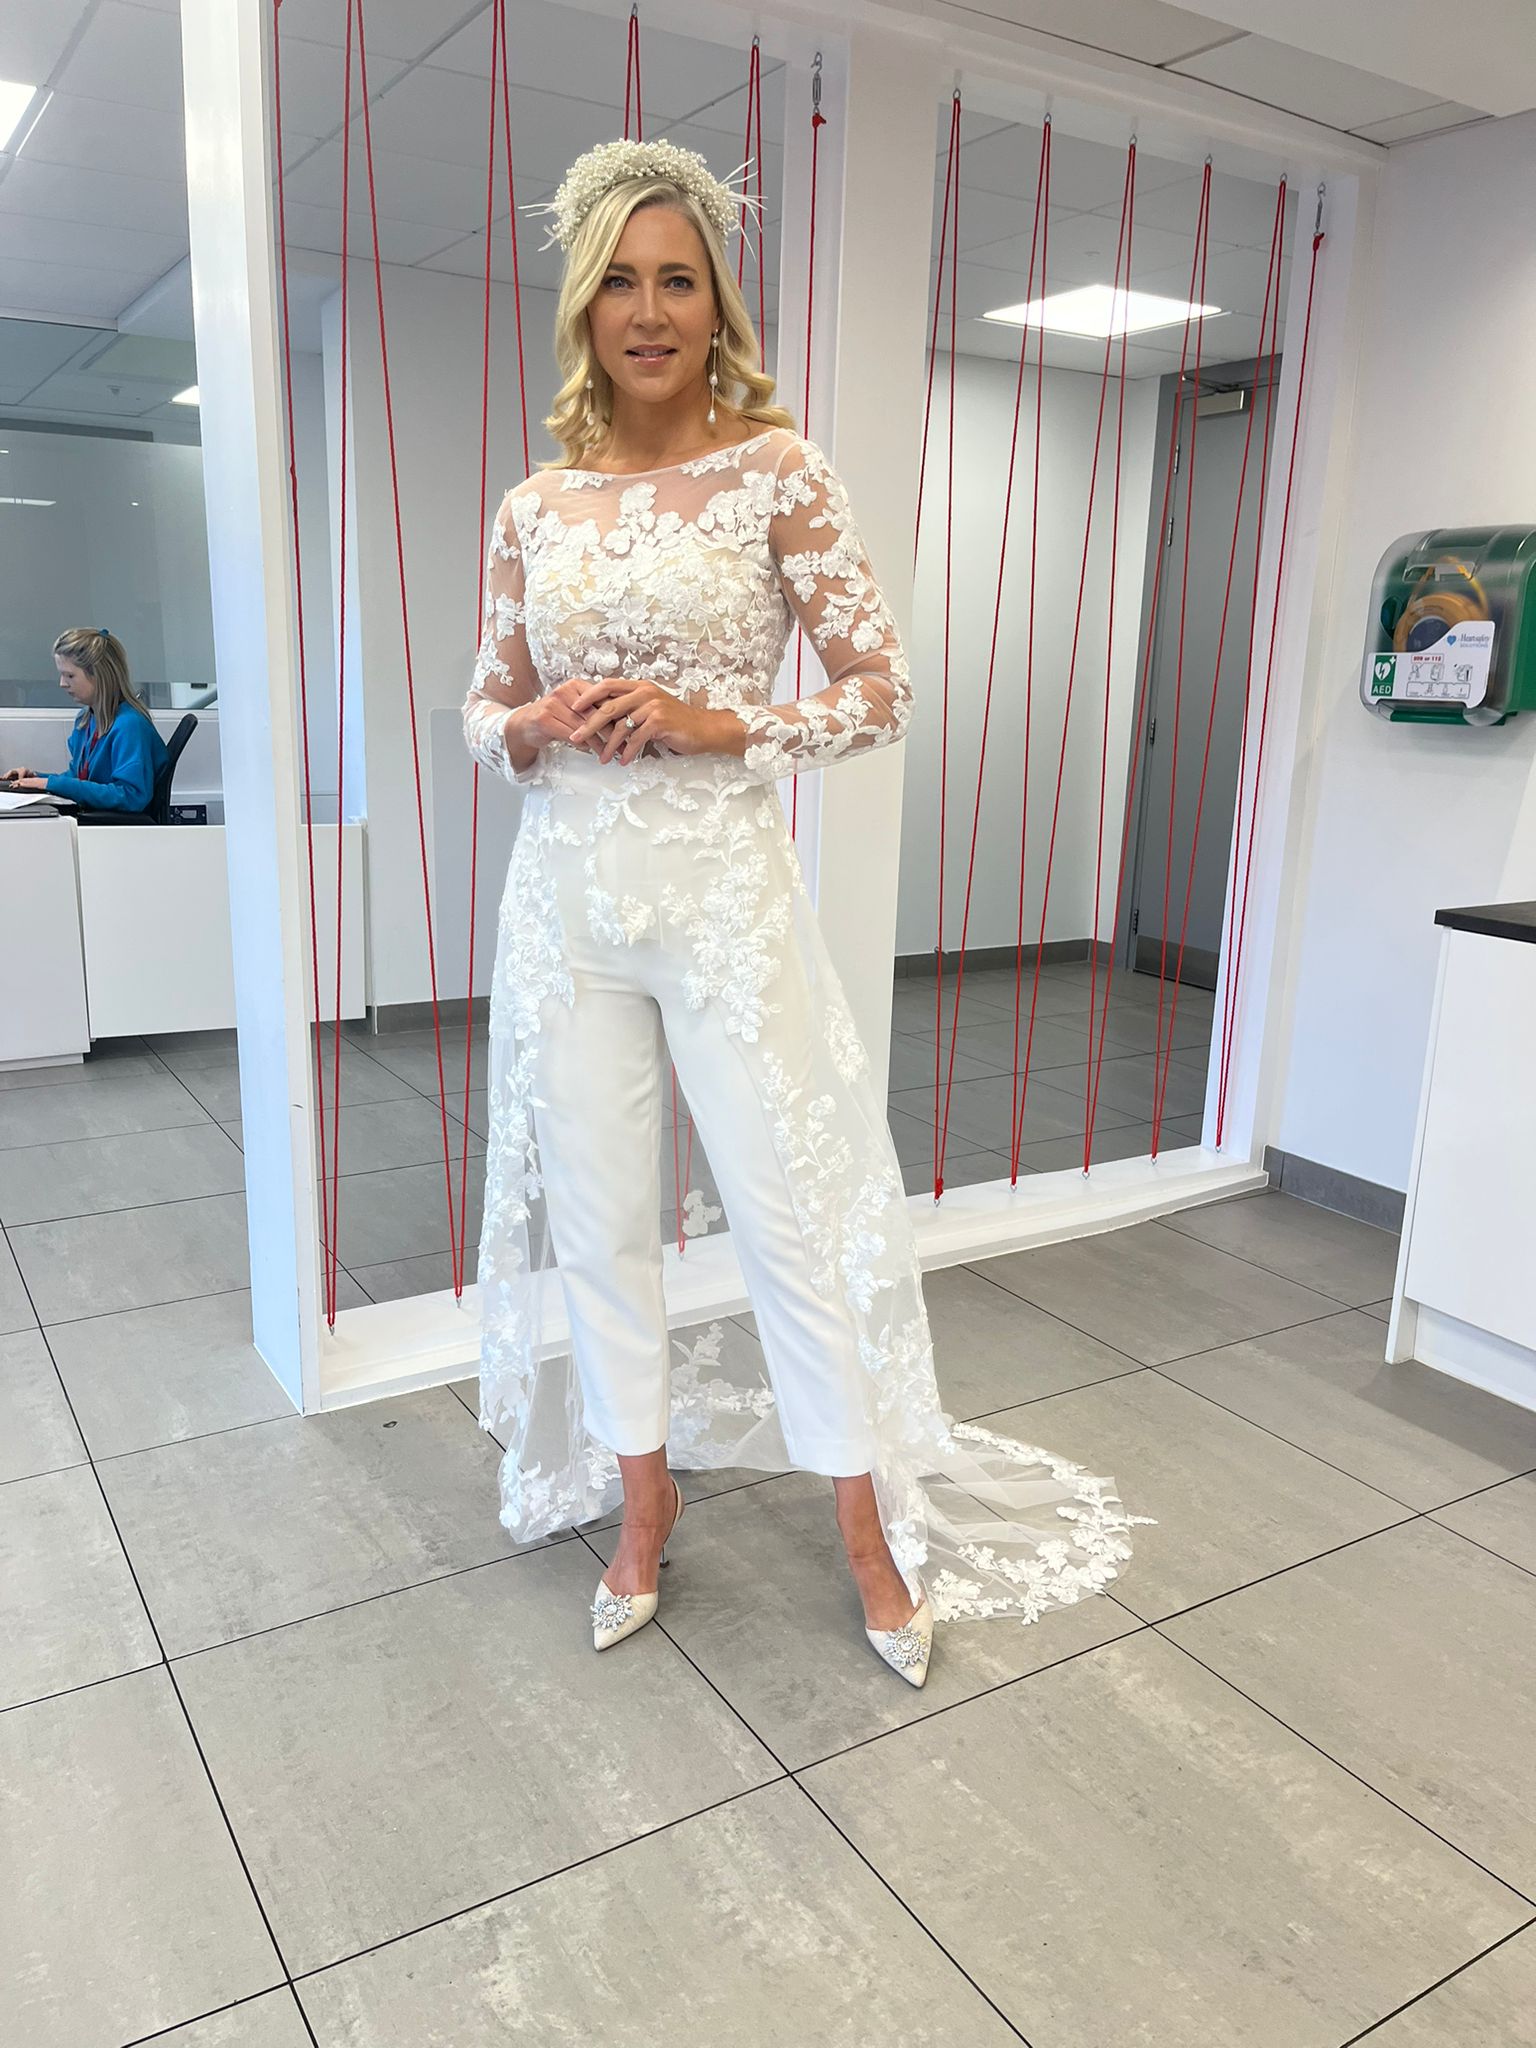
[1435,901,1536,944]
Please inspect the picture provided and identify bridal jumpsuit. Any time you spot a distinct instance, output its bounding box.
[461,425,1138,1627]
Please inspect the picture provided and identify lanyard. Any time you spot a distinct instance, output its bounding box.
[80,719,105,780]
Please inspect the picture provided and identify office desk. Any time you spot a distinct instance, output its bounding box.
[0,816,89,1068]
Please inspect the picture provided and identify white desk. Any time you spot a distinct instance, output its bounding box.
[1,821,365,1056]
[1389,904,1536,1412]
[0,817,89,1068]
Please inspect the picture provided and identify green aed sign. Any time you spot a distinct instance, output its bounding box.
[1370,656,1395,697]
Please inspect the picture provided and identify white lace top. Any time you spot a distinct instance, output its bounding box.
[461,425,912,788]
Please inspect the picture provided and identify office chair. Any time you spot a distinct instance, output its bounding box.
[75,713,198,827]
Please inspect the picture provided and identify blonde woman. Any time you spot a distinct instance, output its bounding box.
[2,629,168,814]
[462,139,1137,1684]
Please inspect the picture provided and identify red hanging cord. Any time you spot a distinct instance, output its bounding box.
[323,0,360,1325]
[354,0,463,1273]
[915,95,961,574]
[272,0,336,1319]
[933,119,1049,1198]
[1009,140,1136,1181]
[1146,165,1214,1156]
[1081,166,1215,1163]
[929,95,962,1192]
[1216,207,1325,1145]
[1008,122,1051,1180]
[1148,178,1286,1149]
[1081,155,1140,1170]
[787,55,826,845]
[624,6,643,141]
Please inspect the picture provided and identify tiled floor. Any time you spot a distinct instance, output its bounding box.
[5,1047,1536,2044]
[0,963,1209,1323]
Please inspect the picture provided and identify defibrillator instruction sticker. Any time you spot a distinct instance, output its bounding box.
[1367,622,1495,707]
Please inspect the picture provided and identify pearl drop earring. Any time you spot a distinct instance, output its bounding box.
[583,372,594,427]
[707,331,719,425]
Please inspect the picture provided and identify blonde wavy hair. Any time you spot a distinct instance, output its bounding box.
[53,627,150,735]
[541,177,793,469]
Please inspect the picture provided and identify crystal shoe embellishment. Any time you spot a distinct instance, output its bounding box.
[591,1584,633,1631]
[879,1622,926,1668]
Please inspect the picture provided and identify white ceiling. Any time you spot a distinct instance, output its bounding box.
[0,0,1511,423]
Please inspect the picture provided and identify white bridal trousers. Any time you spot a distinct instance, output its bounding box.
[530,840,879,1476]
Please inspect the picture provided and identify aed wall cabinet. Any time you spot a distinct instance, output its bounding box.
[1361,526,1536,725]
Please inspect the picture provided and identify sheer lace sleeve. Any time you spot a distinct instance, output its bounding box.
[737,437,913,784]
[463,486,541,785]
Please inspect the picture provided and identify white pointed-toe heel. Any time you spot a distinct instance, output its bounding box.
[865,1568,934,1688]
[590,1475,685,1650]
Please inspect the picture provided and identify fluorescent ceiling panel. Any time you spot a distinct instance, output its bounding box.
[982,283,1223,337]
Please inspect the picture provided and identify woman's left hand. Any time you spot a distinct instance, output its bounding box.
[566,678,743,766]
[5,775,47,792]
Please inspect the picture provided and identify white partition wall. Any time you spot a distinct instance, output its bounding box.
[181,0,1378,1414]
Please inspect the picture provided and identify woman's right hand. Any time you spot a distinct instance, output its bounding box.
[2,765,36,782]
[508,681,625,765]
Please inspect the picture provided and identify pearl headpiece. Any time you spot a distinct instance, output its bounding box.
[525,138,761,253]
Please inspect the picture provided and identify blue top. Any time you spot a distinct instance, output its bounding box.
[45,705,169,813]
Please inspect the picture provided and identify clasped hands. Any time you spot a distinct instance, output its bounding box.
[519,677,743,768]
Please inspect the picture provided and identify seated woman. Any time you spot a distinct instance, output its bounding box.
[3,629,169,814]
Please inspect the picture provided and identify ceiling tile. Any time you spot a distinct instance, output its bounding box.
[276,0,487,65]
[272,34,410,142]
[10,86,186,184]
[945,0,1243,68]
[1351,101,1487,145]
[0,0,94,85]
[0,255,153,321]
[961,123,1191,210]
[0,156,187,238]
[1121,168,1293,252]
[25,365,177,415]
[1170,33,1441,130]
[279,197,458,267]
[0,209,183,272]
[55,0,181,113]
[428,3,772,126]
[0,316,101,389]
[283,136,496,231]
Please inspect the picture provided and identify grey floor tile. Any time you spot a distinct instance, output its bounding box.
[981,1220,1339,1365]
[0,1667,281,2047]
[0,1464,159,1709]
[98,1387,524,1656]
[1066,995,1212,1055]
[1045,1052,1210,1124]
[885,1104,943,1167]
[300,1776,1019,2047]
[1362,1298,1392,1323]
[1012,1117,1202,1173]
[176,1049,418,1123]
[176,1550,780,1976]
[1433,1473,1536,1576]
[981,1371,1407,1622]
[886,1029,1000,1091]
[1165,1519,1536,1895]
[900,1013,1115,1077]
[0,1232,35,1334]
[901,1148,1019,1195]
[46,1291,295,1461]
[0,1326,85,1480]
[926,1261,1143,1415]
[1362,1927,1536,2047]
[0,1051,165,1094]
[223,1094,485,1176]
[0,1123,245,1227]
[360,1035,489,1098]
[0,1069,207,1148]
[1160,1190,1401,1306]
[332,1162,486,1268]
[586,1467,1135,1770]
[801,1630,1527,2048]
[1162,1310,1536,1510]
[352,1249,477,1304]
[10,1192,251,1323]
[891,1073,1140,1152]
[154,1992,314,2046]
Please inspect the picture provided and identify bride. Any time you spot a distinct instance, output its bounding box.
[462,137,1139,1688]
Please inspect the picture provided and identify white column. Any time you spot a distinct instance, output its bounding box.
[777,28,937,1087]
[181,0,320,1408]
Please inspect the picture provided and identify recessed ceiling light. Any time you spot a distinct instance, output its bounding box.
[0,78,41,153]
[172,386,200,405]
[0,496,57,507]
[6,84,50,156]
[982,283,1225,339]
